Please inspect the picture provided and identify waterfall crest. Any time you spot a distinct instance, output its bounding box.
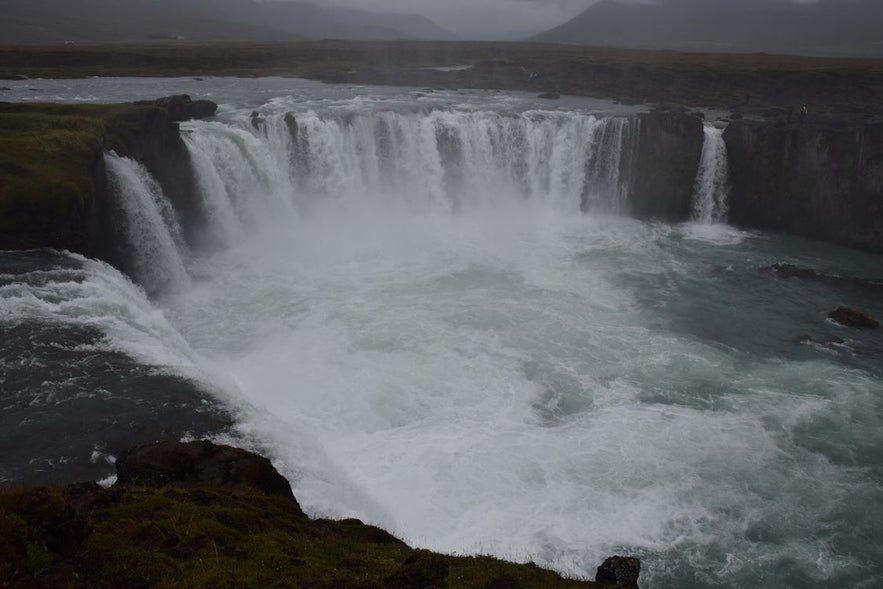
[691,125,730,224]
[182,109,639,225]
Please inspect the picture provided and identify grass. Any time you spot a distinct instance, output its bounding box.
[0,101,167,249]
[0,483,603,589]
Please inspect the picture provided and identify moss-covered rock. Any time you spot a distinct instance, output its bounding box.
[0,441,615,589]
[0,95,216,254]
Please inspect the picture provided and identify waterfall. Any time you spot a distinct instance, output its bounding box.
[104,152,190,294]
[182,109,640,224]
[691,125,730,224]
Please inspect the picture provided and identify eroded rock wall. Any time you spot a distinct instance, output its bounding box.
[724,118,883,252]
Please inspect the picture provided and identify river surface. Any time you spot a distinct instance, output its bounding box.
[1,77,882,588]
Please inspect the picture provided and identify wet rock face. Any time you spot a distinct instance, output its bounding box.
[595,555,641,588]
[630,107,705,221]
[116,440,299,507]
[723,119,883,253]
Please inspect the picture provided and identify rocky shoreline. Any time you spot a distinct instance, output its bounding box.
[0,440,638,588]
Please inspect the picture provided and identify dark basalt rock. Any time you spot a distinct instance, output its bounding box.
[250,110,265,129]
[828,306,880,329]
[724,118,883,253]
[538,91,561,99]
[116,440,299,507]
[596,556,641,588]
[765,263,820,279]
[630,107,704,220]
[148,94,217,121]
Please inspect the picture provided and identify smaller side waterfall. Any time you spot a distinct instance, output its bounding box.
[691,125,730,224]
[104,152,190,294]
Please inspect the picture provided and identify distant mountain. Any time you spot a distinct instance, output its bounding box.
[532,0,883,57]
[329,7,458,41]
[0,0,455,43]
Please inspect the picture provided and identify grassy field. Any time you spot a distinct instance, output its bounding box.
[2,41,883,115]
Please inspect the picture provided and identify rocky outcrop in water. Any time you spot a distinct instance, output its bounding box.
[630,106,705,220]
[93,95,217,269]
[828,306,880,329]
[596,556,641,588]
[724,118,883,253]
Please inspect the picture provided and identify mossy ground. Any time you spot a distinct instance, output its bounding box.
[0,101,161,248]
[0,483,602,589]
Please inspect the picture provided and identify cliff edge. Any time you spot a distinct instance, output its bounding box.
[0,440,628,589]
[0,96,216,256]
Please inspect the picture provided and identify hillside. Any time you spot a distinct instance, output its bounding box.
[0,0,456,43]
[532,0,883,57]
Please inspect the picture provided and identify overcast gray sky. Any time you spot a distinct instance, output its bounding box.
[322,0,596,37]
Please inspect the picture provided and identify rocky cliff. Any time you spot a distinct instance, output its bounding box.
[724,118,883,253]
[630,107,705,220]
[0,96,216,263]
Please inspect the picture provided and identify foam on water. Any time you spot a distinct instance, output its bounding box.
[162,196,883,588]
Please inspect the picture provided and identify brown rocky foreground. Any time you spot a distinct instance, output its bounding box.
[0,440,641,589]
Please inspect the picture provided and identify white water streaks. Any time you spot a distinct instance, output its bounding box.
[691,125,730,224]
[162,202,883,589]
[182,108,639,222]
[104,152,190,294]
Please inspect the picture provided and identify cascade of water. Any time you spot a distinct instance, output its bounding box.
[183,109,641,223]
[584,116,639,213]
[691,125,730,224]
[104,152,190,294]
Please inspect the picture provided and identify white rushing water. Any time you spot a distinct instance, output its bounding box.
[691,125,730,224]
[180,109,639,218]
[24,82,878,588]
[104,152,190,293]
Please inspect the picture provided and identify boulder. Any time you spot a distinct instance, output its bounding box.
[116,440,299,506]
[596,555,641,588]
[828,307,880,329]
[149,94,217,122]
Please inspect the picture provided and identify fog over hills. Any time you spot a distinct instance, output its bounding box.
[533,0,883,57]
[0,0,457,43]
